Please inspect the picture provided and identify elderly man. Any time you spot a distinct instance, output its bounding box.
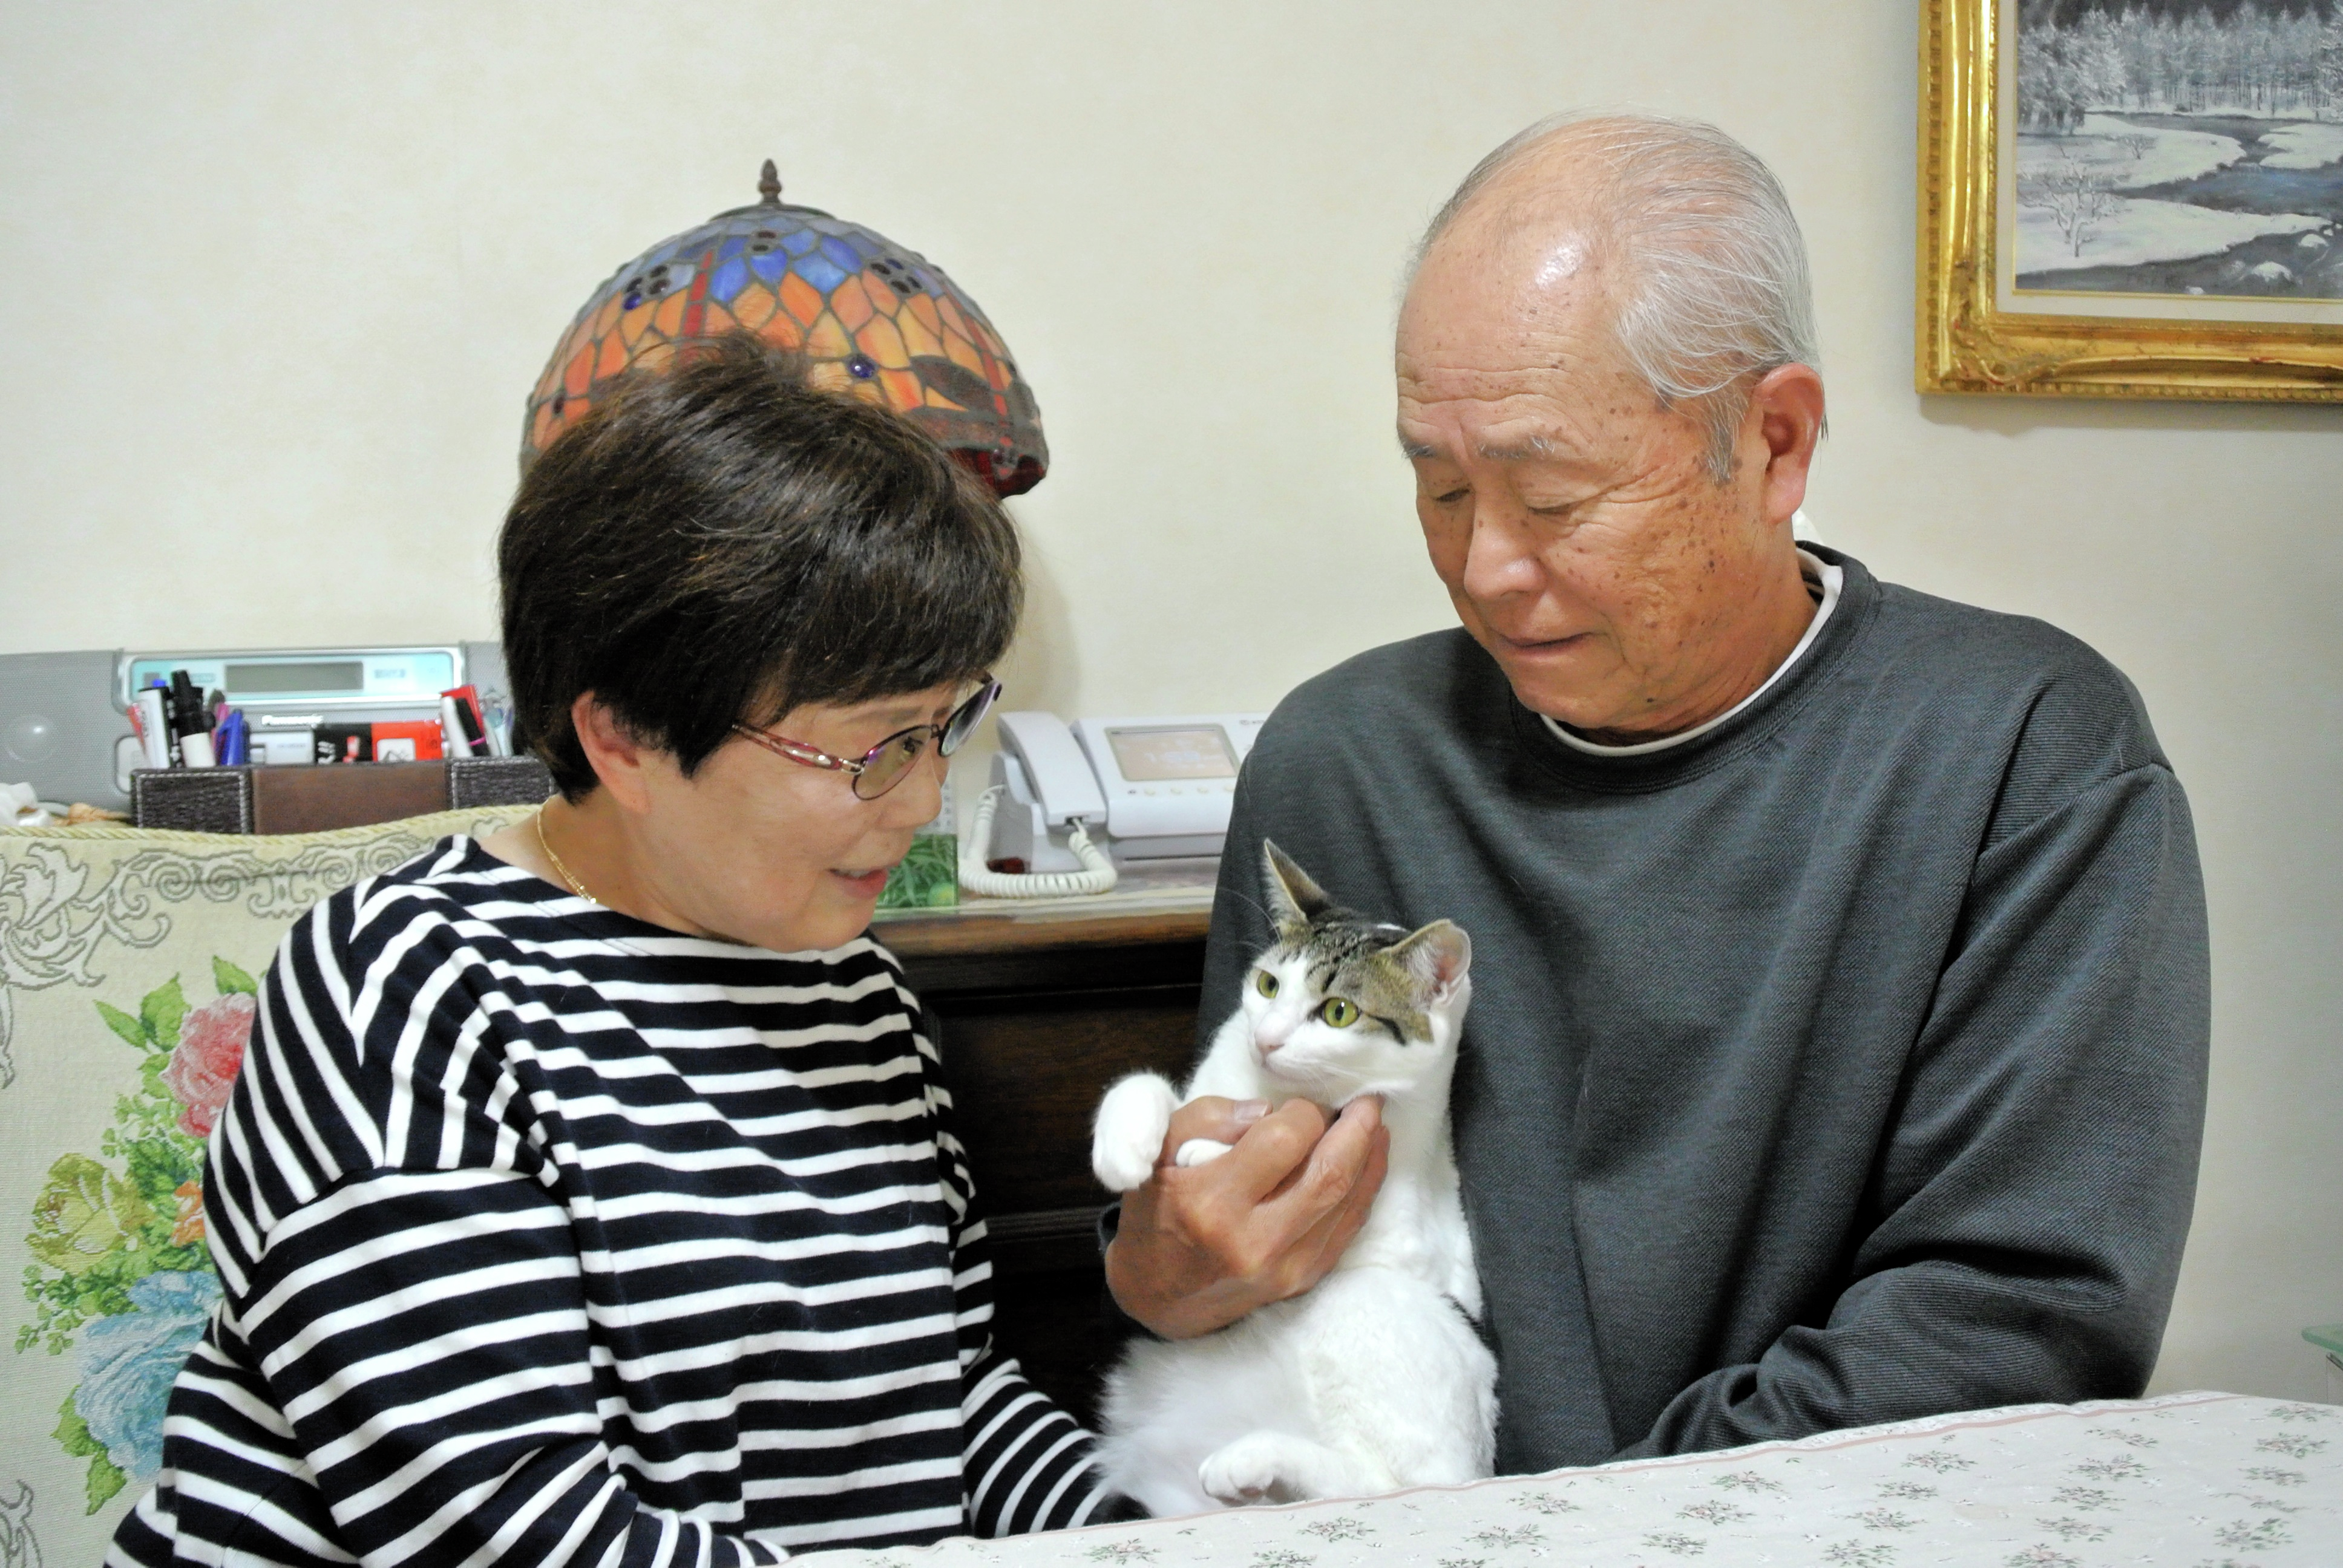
[1104,113,2209,1472]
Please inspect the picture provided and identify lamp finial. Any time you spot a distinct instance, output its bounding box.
[758,160,782,205]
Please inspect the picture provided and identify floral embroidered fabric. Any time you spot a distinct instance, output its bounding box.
[787,1393,2338,1568]
[1,806,536,1568]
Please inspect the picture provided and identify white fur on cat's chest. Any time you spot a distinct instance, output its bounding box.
[1086,871,1494,1518]
[1332,1166,1481,1322]
[1096,1258,1495,1518]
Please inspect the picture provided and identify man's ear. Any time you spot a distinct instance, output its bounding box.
[571,693,658,816]
[1262,840,1330,935]
[1745,362,1825,530]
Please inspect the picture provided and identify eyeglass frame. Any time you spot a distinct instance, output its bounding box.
[729,676,1001,800]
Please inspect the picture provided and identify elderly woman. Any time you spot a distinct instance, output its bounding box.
[114,338,1130,1566]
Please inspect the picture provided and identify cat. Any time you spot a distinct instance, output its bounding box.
[1087,840,1495,1517]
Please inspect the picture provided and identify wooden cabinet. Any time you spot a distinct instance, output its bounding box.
[881,897,1212,1428]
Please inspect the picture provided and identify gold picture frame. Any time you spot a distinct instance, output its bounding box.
[1918,0,2343,401]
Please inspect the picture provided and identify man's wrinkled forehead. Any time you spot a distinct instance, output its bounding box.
[1394,350,1638,466]
[1398,140,1624,359]
[1395,247,1645,468]
[1398,241,1625,415]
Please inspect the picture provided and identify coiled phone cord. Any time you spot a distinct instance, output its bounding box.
[957,785,1120,898]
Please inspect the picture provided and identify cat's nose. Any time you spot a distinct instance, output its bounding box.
[1254,1022,1293,1057]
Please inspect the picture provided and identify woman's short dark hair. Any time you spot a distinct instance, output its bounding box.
[500,332,1023,801]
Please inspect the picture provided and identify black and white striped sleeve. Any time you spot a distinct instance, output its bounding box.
[918,1015,1132,1535]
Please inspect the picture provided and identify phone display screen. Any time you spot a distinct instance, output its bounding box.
[1106,726,1238,782]
[225,659,366,694]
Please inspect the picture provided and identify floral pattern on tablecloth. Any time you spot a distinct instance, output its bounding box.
[792,1393,2340,1567]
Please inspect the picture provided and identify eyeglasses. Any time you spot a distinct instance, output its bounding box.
[730,677,1001,801]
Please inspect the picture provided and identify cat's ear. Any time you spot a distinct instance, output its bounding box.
[1261,839,1331,933]
[1388,920,1472,1004]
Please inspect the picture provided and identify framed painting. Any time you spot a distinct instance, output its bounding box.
[1919,0,2343,400]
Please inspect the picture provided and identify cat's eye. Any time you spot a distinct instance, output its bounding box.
[1319,997,1360,1028]
[1254,970,1279,999]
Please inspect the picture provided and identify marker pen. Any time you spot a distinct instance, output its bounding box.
[169,671,211,768]
[214,709,249,766]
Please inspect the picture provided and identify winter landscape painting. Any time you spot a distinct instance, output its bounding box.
[2013,0,2343,298]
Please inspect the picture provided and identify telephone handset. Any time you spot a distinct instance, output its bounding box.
[959,710,1267,898]
[997,711,1109,824]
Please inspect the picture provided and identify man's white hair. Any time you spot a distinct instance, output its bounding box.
[1415,111,1821,482]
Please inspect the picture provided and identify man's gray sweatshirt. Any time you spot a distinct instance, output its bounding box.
[1198,547,2209,1472]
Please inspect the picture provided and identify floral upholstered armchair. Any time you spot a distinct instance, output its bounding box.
[0,807,532,1568]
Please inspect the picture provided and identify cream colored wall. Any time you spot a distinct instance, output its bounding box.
[4,2,2337,1402]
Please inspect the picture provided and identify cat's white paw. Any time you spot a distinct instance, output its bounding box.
[1173,1138,1234,1168]
[1092,1073,1180,1192]
[1198,1432,1304,1506]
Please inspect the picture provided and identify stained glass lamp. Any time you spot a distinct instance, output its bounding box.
[522,161,1047,495]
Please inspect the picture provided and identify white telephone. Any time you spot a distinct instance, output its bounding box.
[958,711,1267,898]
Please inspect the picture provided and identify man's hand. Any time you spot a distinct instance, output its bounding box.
[1104,1094,1389,1340]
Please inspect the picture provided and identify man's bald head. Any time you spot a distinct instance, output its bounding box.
[1406,113,1820,480]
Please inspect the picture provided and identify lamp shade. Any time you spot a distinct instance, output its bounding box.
[523,162,1046,495]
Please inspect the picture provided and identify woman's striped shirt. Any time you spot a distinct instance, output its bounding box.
[110,836,1120,1566]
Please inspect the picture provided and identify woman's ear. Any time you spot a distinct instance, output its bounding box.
[571,693,658,815]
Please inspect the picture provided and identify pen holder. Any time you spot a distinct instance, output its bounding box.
[132,757,554,835]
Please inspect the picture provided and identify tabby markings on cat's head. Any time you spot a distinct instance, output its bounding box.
[1241,840,1472,1097]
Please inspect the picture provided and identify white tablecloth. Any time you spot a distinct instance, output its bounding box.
[800,1392,2339,1566]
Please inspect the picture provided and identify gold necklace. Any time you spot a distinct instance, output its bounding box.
[533,807,597,903]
